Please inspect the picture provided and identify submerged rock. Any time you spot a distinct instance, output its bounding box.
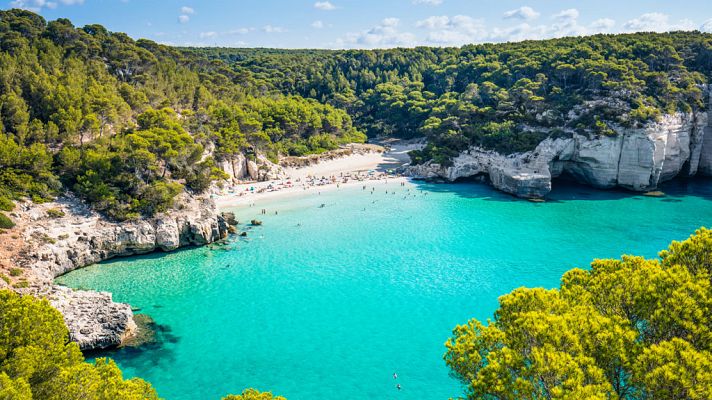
[222,211,238,226]
[120,314,158,348]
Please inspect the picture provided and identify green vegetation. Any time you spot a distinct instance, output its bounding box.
[193,31,712,164]
[0,290,284,400]
[0,289,159,399]
[45,208,64,218]
[0,9,364,219]
[445,228,712,399]
[8,268,22,277]
[0,212,14,229]
[11,280,28,289]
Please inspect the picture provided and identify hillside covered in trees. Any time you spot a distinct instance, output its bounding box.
[192,31,712,164]
[0,9,365,220]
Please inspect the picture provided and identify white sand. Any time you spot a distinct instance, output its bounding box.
[215,141,420,208]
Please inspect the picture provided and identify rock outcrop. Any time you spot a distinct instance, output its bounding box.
[219,153,285,182]
[14,193,229,350]
[409,111,711,198]
[49,286,136,351]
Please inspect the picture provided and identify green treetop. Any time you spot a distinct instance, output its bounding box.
[445,228,712,399]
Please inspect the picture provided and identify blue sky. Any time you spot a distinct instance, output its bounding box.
[4,0,712,48]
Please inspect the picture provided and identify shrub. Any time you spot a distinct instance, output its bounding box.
[0,196,13,211]
[0,213,15,229]
[46,208,66,218]
[9,268,22,277]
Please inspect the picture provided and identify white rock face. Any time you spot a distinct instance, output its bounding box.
[698,93,712,175]
[18,194,229,350]
[409,112,710,198]
[219,154,248,182]
[219,154,285,182]
[49,286,136,351]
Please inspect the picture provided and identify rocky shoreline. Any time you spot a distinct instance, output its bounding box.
[408,109,712,198]
[4,193,231,350]
[5,105,712,351]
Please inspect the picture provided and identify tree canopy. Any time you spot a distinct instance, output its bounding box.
[445,228,712,400]
[0,289,159,399]
[192,31,712,164]
[0,8,364,220]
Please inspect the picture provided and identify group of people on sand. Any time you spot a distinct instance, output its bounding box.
[219,169,404,200]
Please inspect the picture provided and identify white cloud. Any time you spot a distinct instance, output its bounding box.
[701,19,712,33]
[178,15,190,24]
[591,18,616,31]
[263,25,287,33]
[199,31,217,39]
[228,27,252,35]
[311,20,324,29]
[413,0,443,5]
[180,6,194,15]
[416,16,449,30]
[623,13,695,32]
[381,17,400,28]
[314,1,336,10]
[337,17,416,48]
[503,6,540,21]
[10,0,85,11]
[553,8,579,21]
[417,15,487,45]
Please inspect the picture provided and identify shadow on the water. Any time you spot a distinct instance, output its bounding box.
[409,176,712,203]
[84,317,180,369]
[99,233,246,267]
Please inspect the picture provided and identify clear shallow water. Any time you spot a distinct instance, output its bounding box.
[57,179,712,400]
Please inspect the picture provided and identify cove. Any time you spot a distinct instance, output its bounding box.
[56,178,712,400]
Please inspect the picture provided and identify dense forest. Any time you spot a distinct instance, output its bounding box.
[1,8,711,222]
[446,228,712,400]
[0,9,364,221]
[191,31,712,164]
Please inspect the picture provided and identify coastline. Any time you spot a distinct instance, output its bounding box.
[215,140,420,209]
[0,141,419,351]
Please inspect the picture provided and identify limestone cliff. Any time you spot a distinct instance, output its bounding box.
[409,111,711,198]
[219,153,285,183]
[12,194,229,350]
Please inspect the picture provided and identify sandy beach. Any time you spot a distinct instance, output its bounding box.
[214,141,420,208]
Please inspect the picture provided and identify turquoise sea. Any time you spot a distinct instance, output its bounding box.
[57,178,712,400]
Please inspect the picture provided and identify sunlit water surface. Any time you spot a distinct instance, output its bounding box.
[57,178,712,400]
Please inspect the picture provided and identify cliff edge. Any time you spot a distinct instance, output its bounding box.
[409,110,712,198]
[6,194,229,350]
